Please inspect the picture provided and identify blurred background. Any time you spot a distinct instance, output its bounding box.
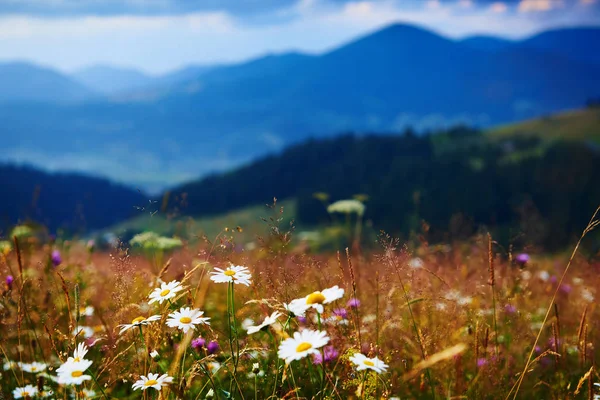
[1,0,599,252]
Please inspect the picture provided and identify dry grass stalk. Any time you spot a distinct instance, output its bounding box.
[508,205,600,399]
[402,343,467,381]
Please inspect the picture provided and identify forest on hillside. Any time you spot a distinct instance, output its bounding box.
[168,128,600,250]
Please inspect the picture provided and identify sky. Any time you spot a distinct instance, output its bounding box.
[0,0,599,74]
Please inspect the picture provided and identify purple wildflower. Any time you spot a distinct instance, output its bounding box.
[297,316,307,324]
[504,304,517,314]
[333,308,348,319]
[191,337,206,351]
[313,346,339,365]
[515,253,530,265]
[6,275,14,289]
[51,250,62,267]
[207,341,220,355]
[560,284,572,294]
[347,298,361,309]
[477,358,488,368]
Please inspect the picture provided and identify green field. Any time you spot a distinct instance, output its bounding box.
[105,199,297,244]
[489,107,600,142]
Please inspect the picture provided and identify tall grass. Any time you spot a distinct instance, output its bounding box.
[0,206,599,399]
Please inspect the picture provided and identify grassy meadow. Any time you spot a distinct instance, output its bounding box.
[1,202,600,400]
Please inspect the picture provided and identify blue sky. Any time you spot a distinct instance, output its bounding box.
[0,0,598,74]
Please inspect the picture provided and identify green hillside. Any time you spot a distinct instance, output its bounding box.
[104,200,297,244]
[489,107,600,142]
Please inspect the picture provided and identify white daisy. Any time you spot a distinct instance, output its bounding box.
[210,265,252,286]
[71,342,89,362]
[118,315,161,335]
[13,385,38,399]
[166,307,210,333]
[246,311,282,334]
[278,329,329,364]
[3,360,18,370]
[80,306,95,317]
[21,361,47,373]
[349,353,389,374]
[148,280,185,304]
[285,285,345,316]
[57,359,93,385]
[132,373,173,391]
[73,326,94,339]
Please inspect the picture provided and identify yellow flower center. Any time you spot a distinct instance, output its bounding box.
[306,291,326,305]
[296,342,313,352]
[22,392,30,396]
[160,289,171,297]
[71,370,83,377]
[132,316,146,324]
[145,379,158,386]
[31,366,37,371]
[180,317,192,324]
[224,270,236,277]
[74,357,80,362]
[363,360,375,367]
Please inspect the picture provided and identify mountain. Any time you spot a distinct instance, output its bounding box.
[0,164,147,234]
[459,36,514,52]
[520,27,600,65]
[461,27,600,65]
[72,64,220,98]
[2,24,600,189]
[0,62,96,103]
[73,65,154,95]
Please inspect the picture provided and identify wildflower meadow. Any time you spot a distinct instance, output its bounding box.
[1,204,600,399]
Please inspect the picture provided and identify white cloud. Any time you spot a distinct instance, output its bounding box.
[490,2,509,13]
[518,0,564,12]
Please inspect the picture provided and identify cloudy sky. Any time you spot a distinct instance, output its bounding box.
[0,0,598,74]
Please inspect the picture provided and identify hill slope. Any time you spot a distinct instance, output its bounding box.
[73,65,154,95]
[489,107,600,142]
[0,164,147,235]
[0,62,96,103]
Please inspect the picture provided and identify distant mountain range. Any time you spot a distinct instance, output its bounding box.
[1,24,600,190]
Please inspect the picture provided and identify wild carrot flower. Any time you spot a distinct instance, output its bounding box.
[246,311,282,334]
[278,329,329,364]
[166,307,210,333]
[21,361,47,373]
[349,353,388,373]
[13,385,38,399]
[118,315,161,335]
[148,280,185,304]
[286,285,345,316]
[210,265,252,286]
[132,373,173,391]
